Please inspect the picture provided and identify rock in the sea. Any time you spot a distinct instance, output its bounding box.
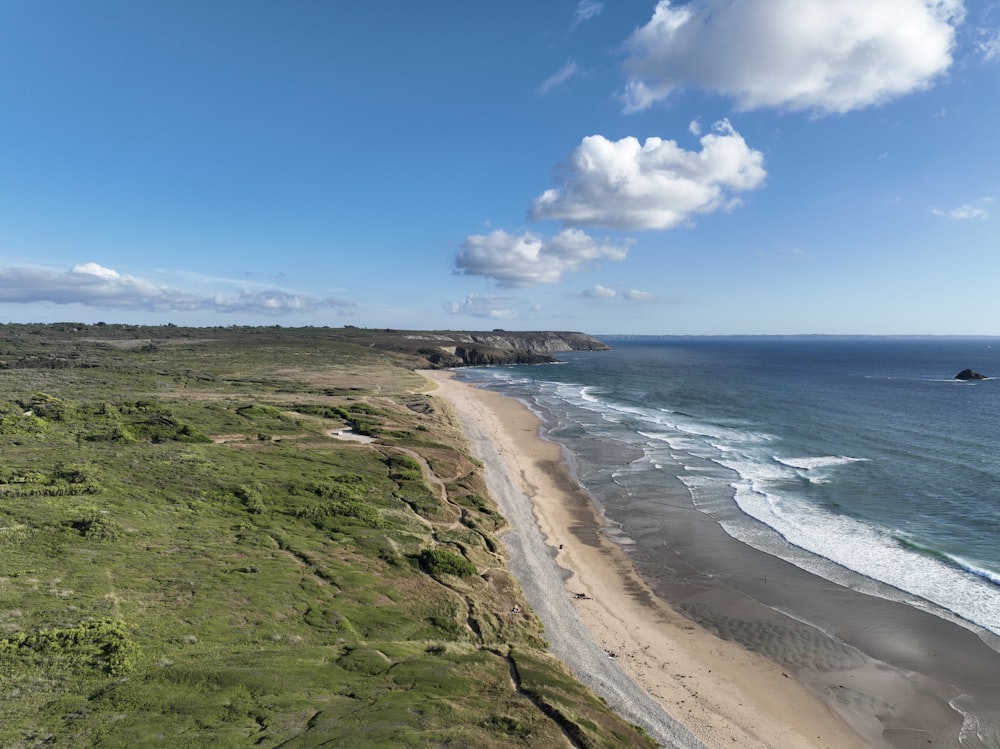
[955,368,987,380]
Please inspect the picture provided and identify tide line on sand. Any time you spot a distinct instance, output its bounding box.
[424,370,870,749]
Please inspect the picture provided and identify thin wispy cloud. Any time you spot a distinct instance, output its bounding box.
[0,263,353,315]
[977,28,1000,61]
[579,285,656,301]
[932,197,993,221]
[581,284,617,299]
[572,0,604,28]
[622,289,656,301]
[446,293,518,319]
[538,60,580,95]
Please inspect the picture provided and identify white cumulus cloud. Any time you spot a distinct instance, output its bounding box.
[530,120,766,230]
[455,228,629,287]
[621,0,964,115]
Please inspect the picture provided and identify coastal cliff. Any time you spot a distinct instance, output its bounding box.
[0,323,610,370]
[413,330,610,367]
[337,328,611,367]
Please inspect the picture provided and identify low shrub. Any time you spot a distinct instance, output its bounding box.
[71,511,123,541]
[0,619,137,676]
[419,548,477,578]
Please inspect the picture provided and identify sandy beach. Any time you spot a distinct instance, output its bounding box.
[424,369,881,749]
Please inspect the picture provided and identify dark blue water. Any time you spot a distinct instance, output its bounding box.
[457,337,1000,641]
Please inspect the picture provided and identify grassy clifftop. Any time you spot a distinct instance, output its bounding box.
[0,324,650,748]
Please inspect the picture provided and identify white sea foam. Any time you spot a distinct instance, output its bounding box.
[774,455,867,470]
[771,454,868,484]
[477,351,1000,638]
[941,553,1000,587]
[721,465,1000,636]
[653,419,1000,636]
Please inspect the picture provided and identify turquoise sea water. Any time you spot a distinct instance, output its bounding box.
[456,336,1000,644]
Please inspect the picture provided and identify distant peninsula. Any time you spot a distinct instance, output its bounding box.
[354,327,612,367]
[0,322,611,370]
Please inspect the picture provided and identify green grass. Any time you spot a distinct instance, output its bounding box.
[0,323,654,748]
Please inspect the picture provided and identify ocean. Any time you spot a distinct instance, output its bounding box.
[454,336,1000,649]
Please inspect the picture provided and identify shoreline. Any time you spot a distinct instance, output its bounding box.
[424,369,873,749]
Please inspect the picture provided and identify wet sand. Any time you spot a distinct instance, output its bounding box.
[425,370,892,748]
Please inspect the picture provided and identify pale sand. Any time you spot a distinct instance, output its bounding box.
[328,428,377,444]
[423,370,871,749]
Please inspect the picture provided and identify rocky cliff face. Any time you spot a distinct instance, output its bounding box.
[405,330,610,367]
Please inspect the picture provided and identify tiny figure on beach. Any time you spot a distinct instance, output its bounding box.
[573,592,590,600]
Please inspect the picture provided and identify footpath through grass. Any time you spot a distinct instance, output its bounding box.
[0,323,654,749]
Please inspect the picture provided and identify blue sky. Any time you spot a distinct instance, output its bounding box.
[1,0,998,334]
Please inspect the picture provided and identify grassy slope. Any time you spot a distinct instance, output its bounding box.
[0,324,654,749]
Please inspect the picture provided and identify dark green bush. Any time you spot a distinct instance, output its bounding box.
[235,483,267,514]
[175,423,211,443]
[387,454,422,482]
[419,548,477,578]
[26,392,75,421]
[0,412,49,435]
[236,404,283,418]
[72,512,123,541]
[297,498,384,528]
[0,619,136,675]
